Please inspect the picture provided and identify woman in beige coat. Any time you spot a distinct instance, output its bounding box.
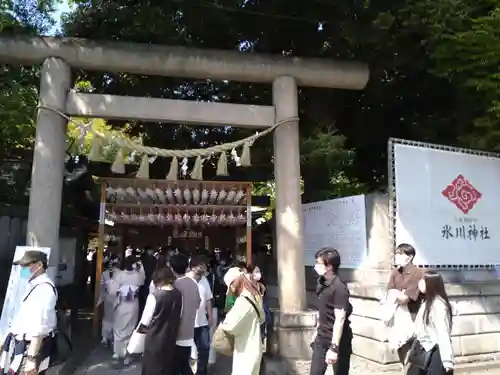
[221,274,265,375]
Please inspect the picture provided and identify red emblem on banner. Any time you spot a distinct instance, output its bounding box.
[441,174,482,214]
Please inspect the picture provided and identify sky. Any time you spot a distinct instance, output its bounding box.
[51,0,71,34]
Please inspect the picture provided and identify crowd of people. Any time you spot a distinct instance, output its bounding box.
[0,241,454,375]
[96,245,271,375]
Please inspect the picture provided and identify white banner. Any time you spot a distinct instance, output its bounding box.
[303,195,367,268]
[394,143,500,265]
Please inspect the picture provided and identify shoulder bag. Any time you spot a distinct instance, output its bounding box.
[23,282,73,367]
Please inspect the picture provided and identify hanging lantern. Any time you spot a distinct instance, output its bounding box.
[174,212,183,225]
[192,187,201,204]
[200,188,209,205]
[165,213,174,225]
[217,188,227,203]
[137,188,148,201]
[183,188,192,204]
[146,187,156,200]
[209,188,218,204]
[227,211,236,226]
[225,190,236,204]
[234,190,245,204]
[156,188,166,203]
[192,213,201,226]
[166,187,175,204]
[218,212,227,226]
[174,187,183,204]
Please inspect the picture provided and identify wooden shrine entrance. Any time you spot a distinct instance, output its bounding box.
[93,177,252,330]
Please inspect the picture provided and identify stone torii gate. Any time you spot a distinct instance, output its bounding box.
[0,35,368,360]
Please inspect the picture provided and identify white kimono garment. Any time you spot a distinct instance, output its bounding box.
[112,266,145,357]
[100,269,118,342]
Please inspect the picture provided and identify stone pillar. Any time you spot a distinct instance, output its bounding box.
[268,77,317,371]
[273,76,306,312]
[26,57,71,267]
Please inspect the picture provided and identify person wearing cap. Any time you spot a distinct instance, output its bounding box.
[0,251,57,375]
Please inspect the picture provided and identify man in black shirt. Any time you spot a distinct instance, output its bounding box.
[310,247,353,375]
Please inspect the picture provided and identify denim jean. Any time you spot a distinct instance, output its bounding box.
[194,325,211,375]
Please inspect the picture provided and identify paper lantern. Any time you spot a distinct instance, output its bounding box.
[192,188,201,204]
[183,188,192,204]
[166,188,175,204]
[200,188,209,205]
[217,189,227,203]
[174,188,183,204]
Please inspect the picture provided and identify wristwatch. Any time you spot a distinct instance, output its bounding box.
[329,344,339,353]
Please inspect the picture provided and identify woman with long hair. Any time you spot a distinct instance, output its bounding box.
[139,267,182,375]
[221,273,265,375]
[413,272,454,375]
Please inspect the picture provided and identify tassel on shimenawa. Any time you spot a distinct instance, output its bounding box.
[166,157,179,181]
[190,156,203,180]
[136,154,150,179]
[88,137,101,161]
[111,148,126,174]
[240,141,251,167]
[216,151,229,176]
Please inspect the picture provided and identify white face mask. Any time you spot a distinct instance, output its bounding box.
[253,272,262,281]
[314,264,327,276]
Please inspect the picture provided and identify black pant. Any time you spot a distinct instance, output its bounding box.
[172,345,193,375]
[420,347,453,375]
[310,341,351,375]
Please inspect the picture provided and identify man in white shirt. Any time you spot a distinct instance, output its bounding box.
[0,251,57,375]
[187,256,213,375]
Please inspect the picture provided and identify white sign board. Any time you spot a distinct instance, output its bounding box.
[303,195,367,268]
[0,246,52,340]
[393,142,500,265]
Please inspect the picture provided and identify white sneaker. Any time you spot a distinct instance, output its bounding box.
[123,357,131,366]
[112,353,119,360]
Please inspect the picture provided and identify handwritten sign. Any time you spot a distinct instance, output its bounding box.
[0,246,52,341]
[302,195,367,268]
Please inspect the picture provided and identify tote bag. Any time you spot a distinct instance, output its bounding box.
[127,327,146,354]
[211,324,234,357]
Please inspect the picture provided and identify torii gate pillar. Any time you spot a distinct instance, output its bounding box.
[26,57,70,267]
[273,76,306,312]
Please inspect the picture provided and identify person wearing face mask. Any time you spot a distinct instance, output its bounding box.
[246,265,270,375]
[310,247,352,375]
[387,243,424,372]
[0,251,57,375]
[187,256,213,375]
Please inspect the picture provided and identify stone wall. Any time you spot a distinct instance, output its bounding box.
[267,192,500,373]
[349,280,500,367]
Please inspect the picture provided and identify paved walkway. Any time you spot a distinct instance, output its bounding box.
[73,347,230,375]
[74,347,141,375]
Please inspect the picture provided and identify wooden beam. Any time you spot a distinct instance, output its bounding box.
[0,36,369,90]
[65,92,275,128]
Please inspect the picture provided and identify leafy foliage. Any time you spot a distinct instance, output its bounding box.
[4,0,500,205]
